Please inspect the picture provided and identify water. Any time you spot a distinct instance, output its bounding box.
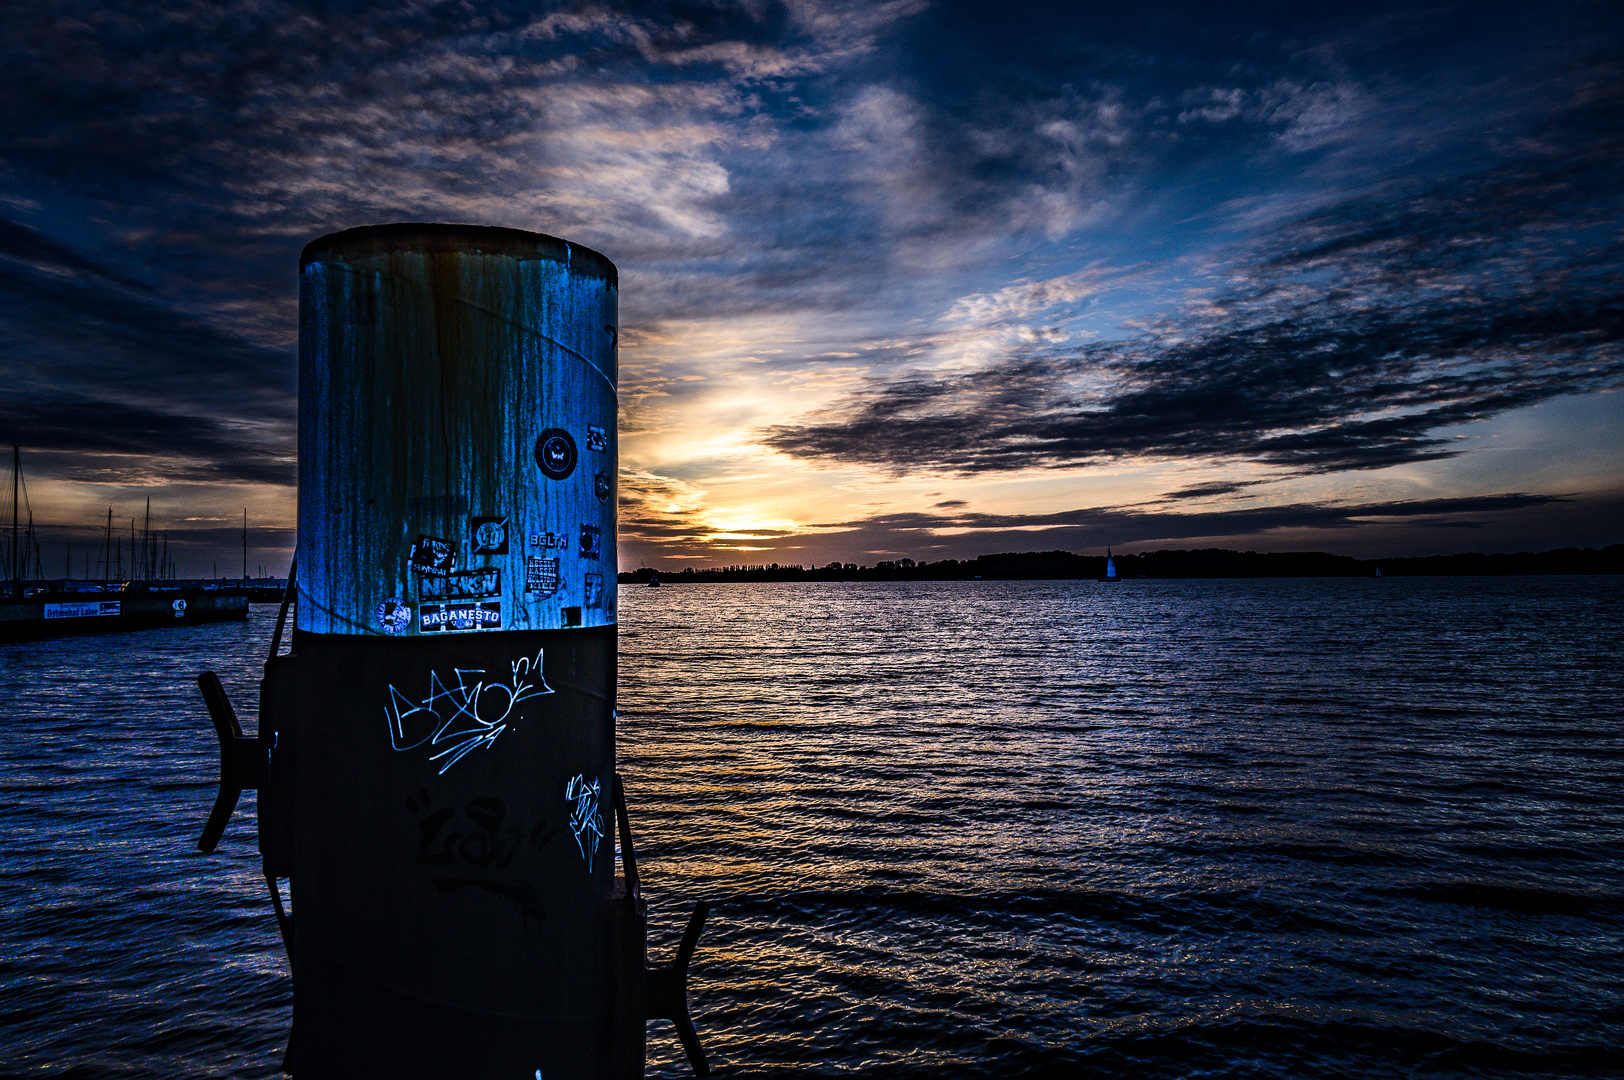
[3,578,1622,1078]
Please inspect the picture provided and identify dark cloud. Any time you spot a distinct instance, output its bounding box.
[826,491,1572,536]
[2,400,294,486]
[619,486,1619,565]
[763,62,1624,476]
[1158,480,1265,501]
[779,489,1619,564]
[0,217,296,485]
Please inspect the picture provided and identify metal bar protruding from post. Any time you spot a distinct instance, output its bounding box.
[647,901,711,1077]
[196,671,265,852]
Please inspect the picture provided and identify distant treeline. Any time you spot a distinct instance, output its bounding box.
[618,544,1624,583]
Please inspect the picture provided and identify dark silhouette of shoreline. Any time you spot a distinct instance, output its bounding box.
[619,544,1623,584]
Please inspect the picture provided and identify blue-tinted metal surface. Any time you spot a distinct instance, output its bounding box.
[287,225,629,1078]
[298,224,617,636]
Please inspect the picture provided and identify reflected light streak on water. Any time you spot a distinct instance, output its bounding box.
[1,577,1621,1077]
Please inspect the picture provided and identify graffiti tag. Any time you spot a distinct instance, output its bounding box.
[565,774,603,872]
[385,648,552,773]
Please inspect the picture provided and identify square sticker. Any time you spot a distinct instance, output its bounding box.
[526,556,561,596]
[578,524,602,560]
[410,535,457,574]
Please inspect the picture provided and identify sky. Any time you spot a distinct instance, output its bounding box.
[2,0,1621,576]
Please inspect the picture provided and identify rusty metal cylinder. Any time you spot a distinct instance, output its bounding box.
[293,223,622,1077]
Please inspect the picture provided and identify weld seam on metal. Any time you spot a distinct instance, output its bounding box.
[311,261,619,398]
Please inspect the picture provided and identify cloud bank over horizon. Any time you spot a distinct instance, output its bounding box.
[1,1,1620,571]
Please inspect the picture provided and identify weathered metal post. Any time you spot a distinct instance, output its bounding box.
[194,223,707,1078]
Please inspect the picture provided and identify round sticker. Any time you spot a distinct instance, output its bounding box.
[475,519,507,551]
[534,428,577,480]
[377,597,412,635]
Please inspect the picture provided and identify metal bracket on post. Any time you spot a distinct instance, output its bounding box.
[647,901,711,1078]
[616,774,711,1077]
[196,671,265,853]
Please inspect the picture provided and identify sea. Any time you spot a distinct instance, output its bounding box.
[2,577,1621,1078]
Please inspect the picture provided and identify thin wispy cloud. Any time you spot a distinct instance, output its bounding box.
[764,72,1624,476]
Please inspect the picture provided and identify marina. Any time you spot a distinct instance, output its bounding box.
[3,447,254,641]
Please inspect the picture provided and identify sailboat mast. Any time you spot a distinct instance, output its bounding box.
[242,508,248,585]
[10,446,18,598]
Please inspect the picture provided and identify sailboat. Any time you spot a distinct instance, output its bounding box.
[0,446,251,642]
[1100,547,1120,582]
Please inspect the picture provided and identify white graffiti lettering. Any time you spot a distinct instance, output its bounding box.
[385,648,553,774]
[565,774,603,871]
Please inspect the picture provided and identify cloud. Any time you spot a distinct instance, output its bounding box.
[827,491,1572,537]
[1157,479,1267,501]
[1178,78,1370,150]
[763,66,1624,477]
[624,486,1614,564]
[0,217,296,484]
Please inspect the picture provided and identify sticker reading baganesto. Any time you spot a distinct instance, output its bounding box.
[420,601,501,632]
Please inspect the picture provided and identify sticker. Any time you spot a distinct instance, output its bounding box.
[410,535,457,574]
[578,524,602,560]
[586,425,608,453]
[534,428,577,480]
[172,598,187,618]
[528,531,567,550]
[419,569,500,601]
[377,596,412,634]
[420,601,502,633]
[471,516,509,555]
[526,557,560,596]
[583,572,604,607]
[593,473,611,502]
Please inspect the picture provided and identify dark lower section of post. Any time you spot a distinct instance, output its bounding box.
[285,626,622,1079]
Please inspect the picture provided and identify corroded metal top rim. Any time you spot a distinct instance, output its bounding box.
[300,222,617,285]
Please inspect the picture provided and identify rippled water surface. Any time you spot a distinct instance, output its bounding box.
[3,578,1623,1078]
